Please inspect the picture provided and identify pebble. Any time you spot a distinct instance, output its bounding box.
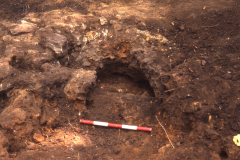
[201,60,207,66]
[110,20,117,24]
[99,17,108,25]
[41,145,47,151]
[113,149,121,155]
[0,131,8,147]
[114,24,123,31]
[205,128,219,135]
[122,138,127,143]
[27,142,39,150]
[176,142,181,146]
[233,64,240,69]
[82,60,91,67]
[125,141,130,146]
[179,24,185,30]
[33,133,44,143]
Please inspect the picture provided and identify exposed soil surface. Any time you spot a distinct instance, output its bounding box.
[0,0,240,160]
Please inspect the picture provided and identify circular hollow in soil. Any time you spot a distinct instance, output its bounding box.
[85,63,159,123]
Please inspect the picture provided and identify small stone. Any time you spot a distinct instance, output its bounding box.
[0,131,8,147]
[129,139,135,144]
[82,60,91,67]
[233,64,240,69]
[2,35,12,42]
[99,17,108,25]
[40,63,54,72]
[85,31,100,41]
[179,138,184,144]
[0,61,16,81]
[100,3,109,8]
[0,146,9,158]
[201,60,207,66]
[211,153,221,160]
[158,144,171,153]
[27,142,39,150]
[158,146,166,153]
[31,18,41,23]
[176,142,181,146]
[114,24,123,31]
[10,20,37,35]
[125,141,130,146]
[179,24,185,30]
[81,23,87,30]
[205,129,219,135]
[74,101,87,111]
[110,20,117,24]
[122,138,127,143]
[33,133,44,143]
[205,128,219,140]
[73,34,82,45]
[41,145,47,151]
[114,149,121,155]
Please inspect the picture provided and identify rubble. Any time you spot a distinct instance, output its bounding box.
[10,20,38,35]
[64,69,97,103]
[35,28,68,58]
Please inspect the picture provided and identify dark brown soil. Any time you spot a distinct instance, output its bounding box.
[0,0,240,160]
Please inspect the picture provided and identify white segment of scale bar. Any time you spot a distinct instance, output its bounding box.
[93,121,108,127]
[122,125,137,130]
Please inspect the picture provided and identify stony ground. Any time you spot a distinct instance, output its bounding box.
[0,0,240,159]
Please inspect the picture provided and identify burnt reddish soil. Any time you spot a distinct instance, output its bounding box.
[0,0,240,160]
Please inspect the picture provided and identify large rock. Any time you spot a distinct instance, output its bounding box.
[0,108,26,130]
[8,90,41,119]
[36,28,68,58]
[0,90,41,134]
[64,69,96,103]
[45,33,68,58]
[10,20,38,35]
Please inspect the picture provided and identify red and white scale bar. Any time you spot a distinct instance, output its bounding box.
[80,119,152,132]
